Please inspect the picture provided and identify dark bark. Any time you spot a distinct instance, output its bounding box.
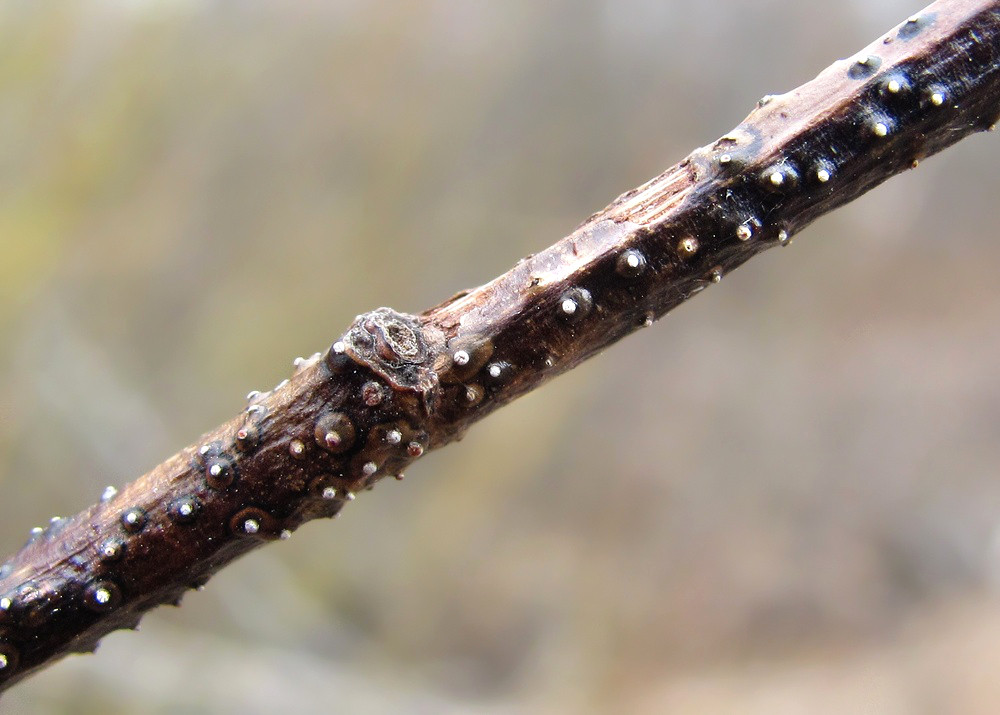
[1,0,999,692]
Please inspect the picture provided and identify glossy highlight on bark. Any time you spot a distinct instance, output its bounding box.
[1,0,1000,693]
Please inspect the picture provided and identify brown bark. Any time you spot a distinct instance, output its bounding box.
[2,0,999,692]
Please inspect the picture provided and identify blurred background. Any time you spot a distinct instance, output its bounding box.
[2,0,1000,712]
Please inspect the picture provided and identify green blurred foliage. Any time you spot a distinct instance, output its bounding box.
[2,1,1000,712]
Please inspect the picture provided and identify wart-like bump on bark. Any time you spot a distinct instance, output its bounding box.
[341,308,441,411]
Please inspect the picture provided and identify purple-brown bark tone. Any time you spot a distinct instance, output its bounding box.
[1,0,999,692]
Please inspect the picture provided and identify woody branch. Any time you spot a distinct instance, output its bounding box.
[1,0,998,693]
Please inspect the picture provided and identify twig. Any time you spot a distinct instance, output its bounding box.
[1,0,999,692]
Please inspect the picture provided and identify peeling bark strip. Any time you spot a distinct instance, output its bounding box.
[1,0,999,692]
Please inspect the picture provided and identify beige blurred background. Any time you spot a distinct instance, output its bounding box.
[2,0,1000,712]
